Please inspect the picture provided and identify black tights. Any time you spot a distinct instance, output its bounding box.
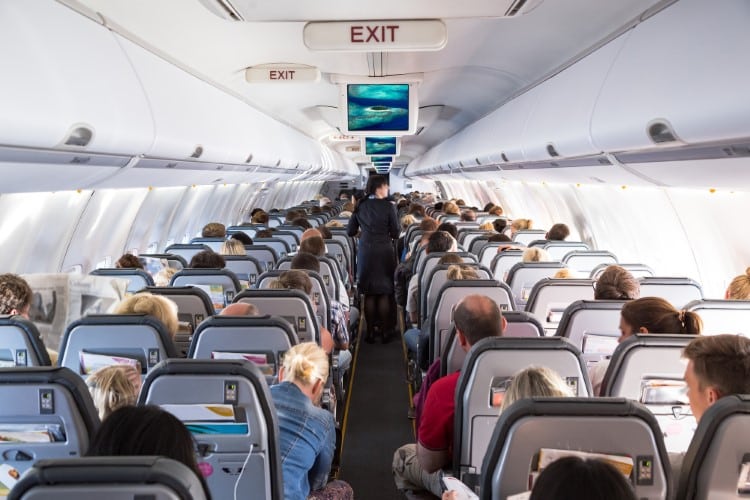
[364,294,395,335]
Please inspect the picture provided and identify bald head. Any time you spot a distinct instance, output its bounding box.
[220,302,259,316]
[454,294,504,346]
[300,229,322,242]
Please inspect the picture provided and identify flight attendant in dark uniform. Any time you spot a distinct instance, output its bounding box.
[347,175,400,343]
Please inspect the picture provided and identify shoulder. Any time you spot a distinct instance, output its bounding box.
[427,372,460,400]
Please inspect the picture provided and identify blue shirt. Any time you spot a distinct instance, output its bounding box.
[270,381,335,500]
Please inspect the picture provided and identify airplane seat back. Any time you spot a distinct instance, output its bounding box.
[256,270,330,330]
[8,456,207,500]
[638,277,704,308]
[268,230,300,252]
[252,237,291,260]
[243,245,279,273]
[0,367,99,478]
[468,235,491,256]
[502,311,546,339]
[590,262,655,279]
[554,300,628,366]
[222,255,264,288]
[453,337,591,486]
[506,262,567,308]
[490,249,524,282]
[677,394,750,500]
[227,224,265,239]
[479,397,671,500]
[189,237,225,252]
[0,315,52,366]
[324,239,351,280]
[169,269,242,314]
[524,278,596,334]
[541,241,590,261]
[511,229,546,245]
[684,299,750,336]
[233,289,320,345]
[561,250,618,274]
[89,268,154,294]
[138,253,188,271]
[164,244,211,264]
[422,264,491,321]
[478,242,503,268]
[138,359,282,500]
[272,258,338,304]
[59,314,179,382]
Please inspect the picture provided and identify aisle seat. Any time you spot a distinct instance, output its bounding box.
[638,277,703,308]
[0,315,52,366]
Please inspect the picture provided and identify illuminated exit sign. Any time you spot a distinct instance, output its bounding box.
[304,20,446,52]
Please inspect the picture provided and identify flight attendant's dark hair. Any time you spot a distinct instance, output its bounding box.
[365,175,388,196]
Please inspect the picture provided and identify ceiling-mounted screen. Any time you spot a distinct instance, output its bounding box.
[370,156,393,163]
[363,137,400,156]
[342,83,418,135]
[373,162,391,167]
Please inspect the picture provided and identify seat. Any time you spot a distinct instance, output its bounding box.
[478,242,503,269]
[89,268,154,294]
[554,299,628,365]
[479,397,672,500]
[233,289,320,345]
[189,237,225,252]
[227,224,265,239]
[541,241,590,260]
[164,243,211,264]
[324,239,352,282]
[268,230,300,252]
[638,277,704,308]
[511,229,546,245]
[468,235,492,257]
[489,249,524,282]
[422,264,491,322]
[561,250,618,274]
[601,334,699,453]
[0,315,51,366]
[138,359,283,500]
[253,237,291,260]
[453,337,591,486]
[169,268,242,313]
[506,262,567,307]
[417,252,477,324]
[243,245,279,273]
[0,367,99,478]
[188,315,298,384]
[684,299,750,336]
[142,286,215,356]
[58,315,179,381]
[223,255,264,287]
[676,394,750,500]
[8,456,207,500]
[590,262,655,279]
[138,253,188,271]
[273,257,339,304]
[524,278,596,334]
[256,270,331,330]
[503,311,546,338]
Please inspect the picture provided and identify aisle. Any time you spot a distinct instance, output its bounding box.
[338,334,415,499]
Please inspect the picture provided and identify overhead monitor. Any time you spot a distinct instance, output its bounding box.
[342,83,418,135]
[363,136,400,156]
[373,162,391,167]
[370,156,393,163]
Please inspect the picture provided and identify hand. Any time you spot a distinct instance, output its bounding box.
[442,492,459,500]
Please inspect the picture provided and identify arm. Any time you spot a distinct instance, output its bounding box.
[309,415,336,491]
[346,212,360,237]
[388,204,400,239]
[319,326,335,354]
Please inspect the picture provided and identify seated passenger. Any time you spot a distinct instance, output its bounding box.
[594,265,640,300]
[291,217,312,230]
[492,218,508,234]
[459,209,476,222]
[545,223,570,241]
[153,267,177,287]
[478,221,494,231]
[553,268,577,279]
[522,247,551,262]
[114,292,179,340]
[251,210,269,225]
[219,239,246,256]
[500,365,575,412]
[725,267,750,299]
[436,222,458,240]
[393,295,505,497]
[510,218,533,237]
[220,302,260,316]
[202,222,226,238]
[488,205,504,217]
[85,365,139,420]
[442,201,460,216]
[230,232,253,246]
[529,456,636,500]
[590,296,702,395]
[189,250,226,269]
[270,343,353,500]
[115,253,144,269]
[86,405,211,499]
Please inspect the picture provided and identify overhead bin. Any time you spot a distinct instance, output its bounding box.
[0,2,154,155]
[591,0,750,152]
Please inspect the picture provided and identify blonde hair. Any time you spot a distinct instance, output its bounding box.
[500,366,574,412]
[511,218,533,232]
[114,293,179,338]
[447,264,480,281]
[479,221,494,231]
[86,365,139,420]
[281,342,329,386]
[220,239,246,256]
[522,247,550,263]
[443,201,460,215]
[153,267,177,287]
[400,214,416,230]
[727,267,750,300]
[553,268,576,279]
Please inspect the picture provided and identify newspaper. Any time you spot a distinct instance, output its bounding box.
[22,273,128,351]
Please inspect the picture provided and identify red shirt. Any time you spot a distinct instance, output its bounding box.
[417,371,460,452]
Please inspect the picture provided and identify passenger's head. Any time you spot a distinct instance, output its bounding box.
[433,201,444,212]
[683,334,750,421]
[85,365,139,420]
[280,342,329,404]
[437,253,463,266]
[427,231,456,254]
[201,222,226,238]
[500,366,575,412]
[291,252,321,273]
[488,233,512,243]
[153,267,177,287]
[255,229,274,239]
[0,273,32,317]
[251,211,269,224]
[408,204,425,217]
[291,217,312,230]
[546,223,570,241]
[400,214,416,230]
[285,209,303,222]
[529,456,637,500]
[230,232,253,245]
[299,236,325,257]
[114,293,179,339]
[189,250,226,269]
[460,209,476,222]
[442,201,460,215]
[489,205,504,216]
[115,254,144,269]
[272,270,312,295]
[453,294,506,348]
[595,265,640,300]
[419,218,438,232]
[220,302,259,316]
[436,222,458,239]
[510,218,532,234]
[365,175,389,197]
[86,405,206,495]
[220,239,246,256]
[300,228,322,241]
[316,225,332,240]
[446,265,480,281]
[522,247,550,263]
[479,221,494,231]
[619,296,702,342]
[726,267,750,299]
[492,218,508,233]
[553,268,576,279]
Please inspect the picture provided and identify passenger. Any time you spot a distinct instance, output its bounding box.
[219,238,246,256]
[442,201,460,215]
[300,228,323,241]
[436,221,458,240]
[482,202,496,212]
[546,223,570,241]
[299,235,326,256]
[291,217,313,230]
[297,235,350,310]
[255,229,275,238]
[420,217,438,233]
[510,218,533,237]
[725,267,750,299]
[488,233,513,244]
[189,250,226,269]
[522,247,551,262]
[230,232,253,246]
[201,222,226,238]
[153,267,177,287]
[394,295,505,497]
[528,456,636,500]
[478,221,494,231]
[270,343,353,500]
[460,209,476,222]
[499,366,574,412]
[553,268,577,279]
[346,175,400,344]
[85,365,139,420]
[400,214,416,234]
[408,204,425,219]
[251,210,269,225]
[488,205,504,216]
[594,265,640,300]
[220,302,259,316]
[115,253,144,269]
[114,292,179,340]
[86,405,211,499]
[316,225,332,240]
[455,199,466,207]
[590,296,702,395]
[492,218,508,234]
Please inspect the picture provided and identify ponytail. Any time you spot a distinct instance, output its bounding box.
[680,310,703,335]
[281,342,329,386]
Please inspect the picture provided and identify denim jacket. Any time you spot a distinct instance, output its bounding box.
[270,381,335,500]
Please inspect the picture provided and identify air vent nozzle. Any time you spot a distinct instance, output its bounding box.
[648,120,680,144]
[63,125,94,147]
[546,143,559,158]
[190,145,204,159]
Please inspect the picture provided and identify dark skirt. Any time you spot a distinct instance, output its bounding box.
[356,238,397,295]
